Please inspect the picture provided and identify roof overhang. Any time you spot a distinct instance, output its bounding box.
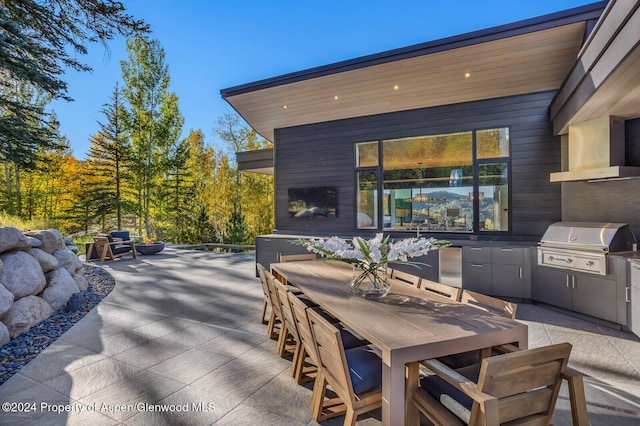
[221,2,606,143]
[551,1,640,134]
[236,148,273,175]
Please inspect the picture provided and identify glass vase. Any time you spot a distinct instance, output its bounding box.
[350,263,391,299]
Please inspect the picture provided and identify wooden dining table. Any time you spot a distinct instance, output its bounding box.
[271,260,528,426]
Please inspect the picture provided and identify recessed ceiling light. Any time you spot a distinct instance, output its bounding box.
[464,72,471,79]
[393,85,399,90]
[334,95,339,100]
[283,105,287,109]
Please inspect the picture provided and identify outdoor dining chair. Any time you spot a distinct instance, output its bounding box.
[273,253,318,284]
[256,263,271,325]
[419,278,461,301]
[287,292,368,386]
[460,289,517,319]
[307,308,382,425]
[389,269,421,287]
[412,343,572,425]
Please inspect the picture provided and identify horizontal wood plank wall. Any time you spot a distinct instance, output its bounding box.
[275,91,561,237]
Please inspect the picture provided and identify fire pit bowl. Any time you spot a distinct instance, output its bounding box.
[135,242,165,255]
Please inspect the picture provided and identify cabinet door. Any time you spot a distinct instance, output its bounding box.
[462,263,491,294]
[532,266,572,309]
[571,273,617,323]
[491,264,524,298]
[630,261,640,336]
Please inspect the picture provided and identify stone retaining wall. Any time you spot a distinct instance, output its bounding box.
[0,227,86,346]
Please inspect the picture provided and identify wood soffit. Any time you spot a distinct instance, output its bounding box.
[224,21,590,142]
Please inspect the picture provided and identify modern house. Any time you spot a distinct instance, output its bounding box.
[221,1,640,334]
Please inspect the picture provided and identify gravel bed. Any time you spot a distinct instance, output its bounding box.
[0,264,115,386]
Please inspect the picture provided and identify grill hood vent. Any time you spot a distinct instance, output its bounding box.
[550,116,640,182]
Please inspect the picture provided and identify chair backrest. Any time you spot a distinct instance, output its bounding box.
[280,253,317,262]
[288,291,320,365]
[390,269,421,287]
[273,278,300,342]
[263,270,285,321]
[307,308,355,405]
[471,343,572,425]
[460,289,517,319]
[93,236,114,261]
[420,279,461,301]
[256,263,270,300]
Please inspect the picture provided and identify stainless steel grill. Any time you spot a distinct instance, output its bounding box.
[537,222,637,275]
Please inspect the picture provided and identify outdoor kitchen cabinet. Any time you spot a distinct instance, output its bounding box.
[462,246,528,298]
[628,260,640,336]
[533,264,619,323]
[462,247,492,294]
[491,247,528,299]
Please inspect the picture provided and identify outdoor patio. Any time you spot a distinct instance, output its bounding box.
[0,247,638,425]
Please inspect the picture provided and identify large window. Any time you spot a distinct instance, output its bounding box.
[355,128,510,232]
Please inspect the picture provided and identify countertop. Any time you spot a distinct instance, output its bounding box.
[263,232,540,247]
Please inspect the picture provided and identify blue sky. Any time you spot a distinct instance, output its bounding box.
[50,0,597,159]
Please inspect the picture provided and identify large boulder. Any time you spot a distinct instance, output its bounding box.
[0,322,9,347]
[26,237,42,248]
[1,295,53,337]
[72,273,89,292]
[29,248,59,273]
[53,249,82,275]
[23,229,65,254]
[42,268,80,311]
[0,227,31,255]
[0,251,47,299]
[0,283,14,317]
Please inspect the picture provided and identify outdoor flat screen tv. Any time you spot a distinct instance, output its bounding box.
[288,187,337,218]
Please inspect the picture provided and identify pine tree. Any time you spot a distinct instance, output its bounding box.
[224,202,248,246]
[0,0,148,155]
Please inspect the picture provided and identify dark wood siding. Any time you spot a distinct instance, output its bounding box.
[274,91,561,237]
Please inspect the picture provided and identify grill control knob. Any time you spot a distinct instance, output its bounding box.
[566,258,573,264]
[587,261,594,266]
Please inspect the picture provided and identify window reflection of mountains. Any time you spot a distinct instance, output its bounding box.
[408,190,493,205]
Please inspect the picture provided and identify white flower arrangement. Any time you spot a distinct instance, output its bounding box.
[295,233,451,270]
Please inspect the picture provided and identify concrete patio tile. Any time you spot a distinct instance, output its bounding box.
[148,347,234,385]
[190,347,290,403]
[79,370,186,422]
[242,370,315,424]
[94,302,166,329]
[159,322,230,348]
[130,316,195,339]
[0,375,73,425]
[125,385,238,425]
[111,337,191,369]
[215,403,307,426]
[18,343,106,383]
[41,357,142,400]
[197,329,270,359]
[84,329,155,357]
[545,328,640,385]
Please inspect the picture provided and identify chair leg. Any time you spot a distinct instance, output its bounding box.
[260,299,269,324]
[276,323,290,357]
[266,313,279,339]
[344,408,357,426]
[311,374,328,420]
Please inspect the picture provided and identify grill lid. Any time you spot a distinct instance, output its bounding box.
[540,222,637,252]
